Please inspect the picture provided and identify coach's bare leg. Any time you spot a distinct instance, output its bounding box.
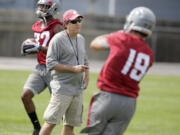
[39,122,56,135]
[60,125,74,135]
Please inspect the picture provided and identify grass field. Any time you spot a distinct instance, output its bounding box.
[0,69,180,135]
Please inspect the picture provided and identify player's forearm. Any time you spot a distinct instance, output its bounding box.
[90,35,109,50]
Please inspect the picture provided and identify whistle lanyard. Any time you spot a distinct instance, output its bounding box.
[66,32,79,65]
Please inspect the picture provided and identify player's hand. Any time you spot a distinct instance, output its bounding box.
[25,43,39,53]
[21,38,40,56]
[73,65,89,73]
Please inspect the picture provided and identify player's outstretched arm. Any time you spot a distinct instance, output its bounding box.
[90,35,109,50]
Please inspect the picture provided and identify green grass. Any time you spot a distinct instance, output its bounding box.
[0,69,180,135]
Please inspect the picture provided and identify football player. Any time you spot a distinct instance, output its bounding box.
[21,0,63,135]
[81,7,156,135]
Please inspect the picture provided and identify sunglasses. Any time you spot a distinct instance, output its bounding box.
[69,18,82,24]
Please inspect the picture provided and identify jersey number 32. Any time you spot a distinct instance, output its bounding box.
[34,31,50,47]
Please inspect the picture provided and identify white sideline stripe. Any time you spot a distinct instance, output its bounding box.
[0,57,180,75]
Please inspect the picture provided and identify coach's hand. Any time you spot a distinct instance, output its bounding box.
[73,65,89,73]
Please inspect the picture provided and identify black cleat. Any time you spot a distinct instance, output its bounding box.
[32,129,40,135]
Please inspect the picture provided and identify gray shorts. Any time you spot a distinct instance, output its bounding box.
[23,64,52,94]
[81,91,136,135]
[43,92,83,126]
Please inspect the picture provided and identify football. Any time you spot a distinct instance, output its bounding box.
[21,38,39,55]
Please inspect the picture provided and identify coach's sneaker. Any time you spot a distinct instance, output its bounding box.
[32,129,40,135]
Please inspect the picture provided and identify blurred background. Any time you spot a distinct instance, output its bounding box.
[0,0,180,62]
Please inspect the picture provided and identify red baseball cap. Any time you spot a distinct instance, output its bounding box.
[63,9,83,22]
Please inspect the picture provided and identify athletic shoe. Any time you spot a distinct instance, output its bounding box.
[32,129,40,135]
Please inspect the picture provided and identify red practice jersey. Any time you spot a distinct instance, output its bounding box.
[32,18,63,64]
[98,31,153,98]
